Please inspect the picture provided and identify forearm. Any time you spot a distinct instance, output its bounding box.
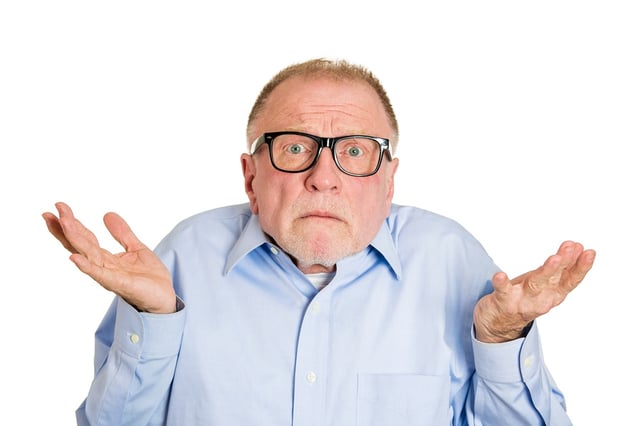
[467,322,571,425]
[77,297,185,426]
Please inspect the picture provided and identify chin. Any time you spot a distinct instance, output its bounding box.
[282,237,352,268]
[275,223,365,266]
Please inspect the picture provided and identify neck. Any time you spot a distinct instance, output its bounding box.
[295,261,337,274]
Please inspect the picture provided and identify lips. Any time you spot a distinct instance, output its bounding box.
[300,211,343,221]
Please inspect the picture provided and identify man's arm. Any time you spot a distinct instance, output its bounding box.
[467,321,571,425]
[76,297,185,426]
[43,202,184,424]
[467,240,595,424]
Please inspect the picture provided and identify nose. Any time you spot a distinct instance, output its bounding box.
[304,149,341,193]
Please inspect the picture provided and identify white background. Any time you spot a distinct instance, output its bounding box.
[1,1,638,424]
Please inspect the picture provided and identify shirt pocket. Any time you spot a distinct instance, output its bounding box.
[356,373,450,426]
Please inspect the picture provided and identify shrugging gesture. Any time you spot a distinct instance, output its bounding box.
[474,240,596,343]
[43,202,175,314]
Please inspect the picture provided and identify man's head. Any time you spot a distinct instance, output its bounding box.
[246,58,399,151]
[241,58,400,273]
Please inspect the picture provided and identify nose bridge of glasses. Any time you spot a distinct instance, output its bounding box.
[315,140,339,167]
[313,137,339,165]
[317,136,335,150]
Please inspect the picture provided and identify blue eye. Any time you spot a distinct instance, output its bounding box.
[287,144,304,154]
[347,146,363,157]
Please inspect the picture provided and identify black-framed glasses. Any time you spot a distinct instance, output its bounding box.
[250,131,392,177]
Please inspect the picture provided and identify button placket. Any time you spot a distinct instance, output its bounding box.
[292,292,331,424]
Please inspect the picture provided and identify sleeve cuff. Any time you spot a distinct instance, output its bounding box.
[472,321,543,383]
[113,296,186,359]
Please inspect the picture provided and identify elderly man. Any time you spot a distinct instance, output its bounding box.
[44,58,595,425]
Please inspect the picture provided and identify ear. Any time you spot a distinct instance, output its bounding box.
[241,153,259,214]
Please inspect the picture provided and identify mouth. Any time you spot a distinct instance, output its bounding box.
[300,211,343,222]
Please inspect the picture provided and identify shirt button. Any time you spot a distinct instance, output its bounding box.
[524,355,534,368]
[129,333,140,344]
[306,371,317,384]
[269,246,279,255]
[311,302,320,313]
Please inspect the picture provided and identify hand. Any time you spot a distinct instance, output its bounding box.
[43,202,176,314]
[473,240,596,343]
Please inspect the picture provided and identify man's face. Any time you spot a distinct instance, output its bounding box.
[241,75,399,273]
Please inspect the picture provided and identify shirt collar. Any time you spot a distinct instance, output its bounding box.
[224,213,402,280]
[223,213,269,275]
[369,219,403,280]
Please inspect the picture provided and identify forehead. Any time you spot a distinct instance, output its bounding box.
[254,75,392,137]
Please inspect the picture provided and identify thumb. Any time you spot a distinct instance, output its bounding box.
[492,271,512,293]
[103,212,147,252]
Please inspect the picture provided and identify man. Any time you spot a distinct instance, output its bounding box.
[43,58,595,425]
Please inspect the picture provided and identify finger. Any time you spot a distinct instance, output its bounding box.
[529,254,566,290]
[562,248,596,292]
[578,249,596,270]
[529,241,581,287]
[535,241,595,293]
[55,202,105,262]
[103,212,148,252]
[557,240,583,267]
[42,211,78,253]
[491,271,513,294]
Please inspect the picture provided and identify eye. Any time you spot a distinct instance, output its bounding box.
[347,146,363,157]
[286,143,307,154]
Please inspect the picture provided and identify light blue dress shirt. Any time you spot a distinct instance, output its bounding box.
[76,203,571,425]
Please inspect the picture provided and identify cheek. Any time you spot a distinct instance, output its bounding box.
[359,175,394,210]
[252,177,292,221]
[246,158,284,216]
[347,180,392,231]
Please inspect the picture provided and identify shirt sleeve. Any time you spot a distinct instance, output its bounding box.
[76,296,186,426]
[468,321,572,425]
